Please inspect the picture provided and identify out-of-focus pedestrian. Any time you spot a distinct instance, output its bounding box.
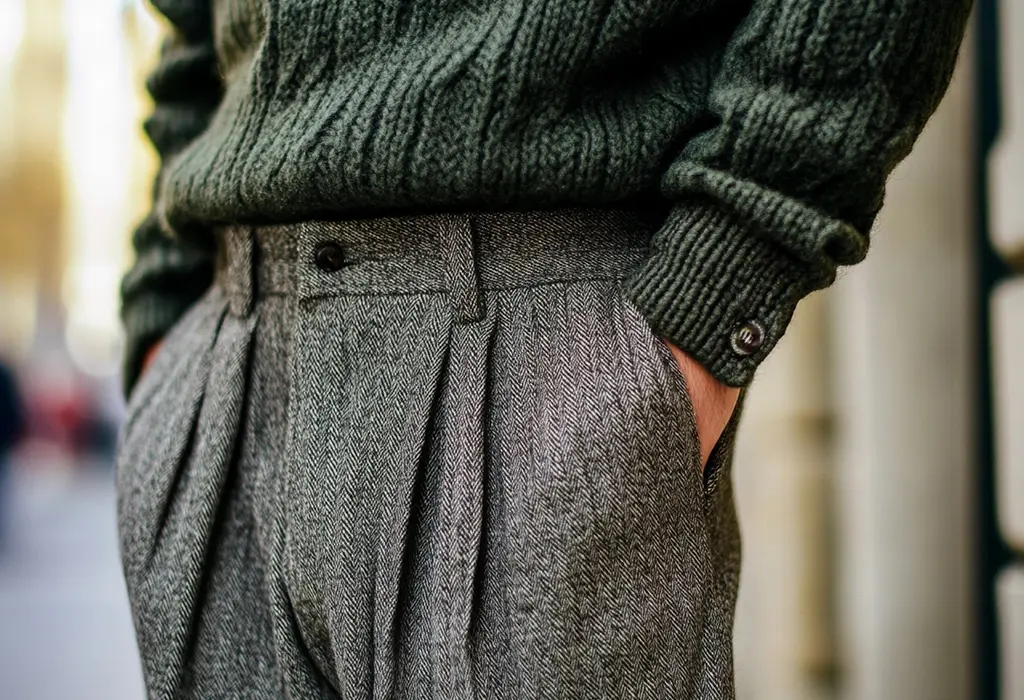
[0,357,25,546]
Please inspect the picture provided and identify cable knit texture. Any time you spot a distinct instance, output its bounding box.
[121,0,972,393]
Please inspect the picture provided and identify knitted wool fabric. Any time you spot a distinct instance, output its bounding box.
[121,0,973,393]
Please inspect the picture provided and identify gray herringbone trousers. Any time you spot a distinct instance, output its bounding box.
[116,208,742,700]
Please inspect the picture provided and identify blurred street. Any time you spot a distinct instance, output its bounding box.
[0,458,143,699]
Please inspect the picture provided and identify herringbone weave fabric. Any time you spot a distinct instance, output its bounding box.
[116,208,742,700]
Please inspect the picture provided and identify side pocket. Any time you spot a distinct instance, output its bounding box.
[614,283,740,495]
[121,287,218,434]
[613,285,702,474]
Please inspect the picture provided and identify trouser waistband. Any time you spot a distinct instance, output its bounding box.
[214,207,658,322]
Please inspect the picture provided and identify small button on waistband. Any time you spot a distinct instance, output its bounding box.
[730,320,765,356]
[314,241,346,272]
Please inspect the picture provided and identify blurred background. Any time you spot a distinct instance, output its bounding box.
[0,1,1020,699]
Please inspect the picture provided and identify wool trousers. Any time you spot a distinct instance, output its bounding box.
[116,208,743,699]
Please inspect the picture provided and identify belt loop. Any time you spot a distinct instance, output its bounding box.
[441,213,483,324]
[224,225,255,317]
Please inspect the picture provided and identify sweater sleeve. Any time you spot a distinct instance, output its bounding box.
[623,0,973,387]
[120,0,221,396]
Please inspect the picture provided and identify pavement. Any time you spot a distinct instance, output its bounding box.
[0,455,145,700]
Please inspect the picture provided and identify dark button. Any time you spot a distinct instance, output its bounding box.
[730,320,765,356]
[314,241,346,272]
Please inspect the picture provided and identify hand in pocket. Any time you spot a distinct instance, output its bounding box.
[662,340,740,470]
[142,341,164,378]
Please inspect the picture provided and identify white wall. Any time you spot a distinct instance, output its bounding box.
[833,28,977,700]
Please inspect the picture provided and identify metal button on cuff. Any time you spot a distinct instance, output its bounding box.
[730,320,765,356]
[314,241,346,272]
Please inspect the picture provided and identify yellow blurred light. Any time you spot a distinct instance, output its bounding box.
[0,0,25,174]
[60,0,159,377]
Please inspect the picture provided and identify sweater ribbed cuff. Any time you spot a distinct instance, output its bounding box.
[623,204,810,387]
[121,292,197,398]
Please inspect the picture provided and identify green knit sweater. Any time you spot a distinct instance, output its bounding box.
[121,0,972,393]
